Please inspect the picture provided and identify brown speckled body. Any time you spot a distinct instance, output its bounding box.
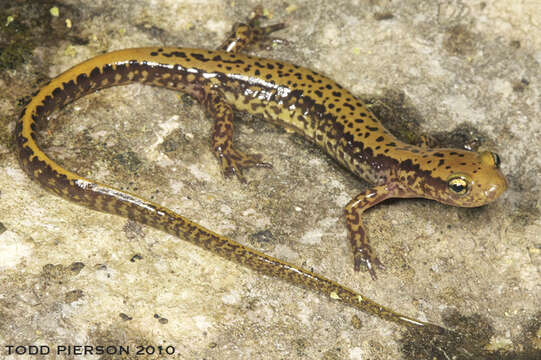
[15,14,507,334]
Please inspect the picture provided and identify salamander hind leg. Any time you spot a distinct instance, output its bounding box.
[204,92,271,183]
[345,184,403,280]
[220,6,287,53]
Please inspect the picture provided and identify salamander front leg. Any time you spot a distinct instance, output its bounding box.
[345,184,403,280]
[219,6,286,53]
[205,93,271,183]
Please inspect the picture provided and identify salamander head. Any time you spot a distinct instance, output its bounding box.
[405,149,507,207]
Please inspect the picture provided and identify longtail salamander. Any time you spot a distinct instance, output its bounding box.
[15,11,507,333]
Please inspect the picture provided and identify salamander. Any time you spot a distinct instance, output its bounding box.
[15,10,507,333]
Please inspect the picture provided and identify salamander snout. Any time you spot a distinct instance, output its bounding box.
[478,151,507,202]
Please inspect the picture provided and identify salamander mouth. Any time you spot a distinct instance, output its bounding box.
[482,170,508,203]
[483,182,506,202]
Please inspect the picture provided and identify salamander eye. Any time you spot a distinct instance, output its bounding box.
[479,151,501,169]
[492,152,501,168]
[448,175,470,195]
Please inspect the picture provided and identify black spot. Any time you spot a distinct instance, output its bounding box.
[332,91,341,97]
[366,125,379,132]
[314,90,323,97]
[433,152,445,157]
[52,87,62,98]
[76,73,89,89]
[375,136,384,142]
[63,79,78,95]
[267,63,274,70]
[90,67,101,79]
[191,53,209,62]
[210,55,243,64]
[354,118,364,123]
[438,159,445,167]
[386,142,396,147]
[161,50,183,57]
